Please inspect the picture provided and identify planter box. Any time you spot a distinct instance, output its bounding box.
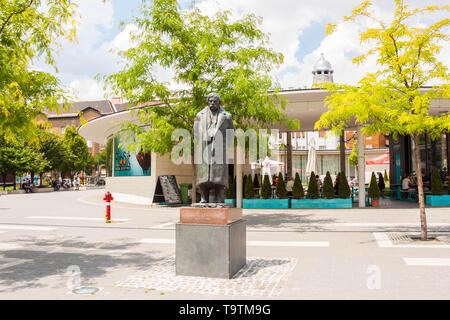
[291,198,352,209]
[425,195,450,206]
[243,198,289,209]
[224,199,236,207]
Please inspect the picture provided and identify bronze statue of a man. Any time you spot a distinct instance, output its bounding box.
[194,93,235,203]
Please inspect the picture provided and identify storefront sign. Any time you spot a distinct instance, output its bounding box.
[114,133,151,176]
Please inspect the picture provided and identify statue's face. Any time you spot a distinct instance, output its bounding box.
[207,95,220,112]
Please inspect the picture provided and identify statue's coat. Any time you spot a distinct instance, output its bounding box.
[194,106,235,187]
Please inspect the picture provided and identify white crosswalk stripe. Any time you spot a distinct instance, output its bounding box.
[138,238,329,247]
[404,258,450,266]
[0,224,56,231]
[27,216,129,222]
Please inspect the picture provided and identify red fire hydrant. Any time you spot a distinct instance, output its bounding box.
[103,191,114,223]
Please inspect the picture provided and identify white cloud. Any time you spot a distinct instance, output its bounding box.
[195,0,449,88]
[69,77,107,101]
[45,0,449,100]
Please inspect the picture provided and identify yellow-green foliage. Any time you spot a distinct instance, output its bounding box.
[0,1,78,141]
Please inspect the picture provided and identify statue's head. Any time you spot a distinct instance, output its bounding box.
[206,93,221,112]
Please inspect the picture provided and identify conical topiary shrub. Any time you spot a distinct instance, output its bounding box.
[242,174,247,196]
[244,173,255,199]
[384,169,389,183]
[338,172,351,199]
[323,171,334,199]
[292,172,304,199]
[447,175,450,195]
[275,172,287,199]
[307,171,319,199]
[253,174,260,189]
[261,174,272,199]
[225,175,236,199]
[368,172,380,200]
[431,166,444,195]
[378,172,385,194]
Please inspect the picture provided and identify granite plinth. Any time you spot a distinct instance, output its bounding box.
[176,219,247,279]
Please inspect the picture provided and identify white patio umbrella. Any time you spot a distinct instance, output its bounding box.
[251,156,284,184]
[305,136,318,180]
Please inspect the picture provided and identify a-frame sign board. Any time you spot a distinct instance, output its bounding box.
[152,175,183,206]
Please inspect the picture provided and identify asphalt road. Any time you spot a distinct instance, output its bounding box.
[0,189,449,300]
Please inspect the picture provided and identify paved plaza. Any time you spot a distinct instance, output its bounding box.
[0,189,449,299]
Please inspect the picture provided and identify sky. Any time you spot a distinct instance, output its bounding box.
[34,0,449,101]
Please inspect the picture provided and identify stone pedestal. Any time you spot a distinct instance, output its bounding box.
[176,207,246,279]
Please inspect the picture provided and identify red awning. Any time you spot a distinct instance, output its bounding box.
[366,153,389,165]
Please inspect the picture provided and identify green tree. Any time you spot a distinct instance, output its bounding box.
[307,172,319,199]
[384,169,389,183]
[102,0,298,203]
[36,127,70,184]
[244,174,255,199]
[261,174,272,199]
[99,138,113,176]
[323,171,334,199]
[25,143,48,185]
[62,126,91,177]
[0,136,25,190]
[317,0,449,240]
[368,172,380,200]
[275,172,286,199]
[0,135,47,189]
[431,166,444,195]
[292,172,304,199]
[0,0,77,140]
[348,142,359,168]
[338,172,351,199]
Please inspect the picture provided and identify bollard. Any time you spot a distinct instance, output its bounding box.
[103,191,114,223]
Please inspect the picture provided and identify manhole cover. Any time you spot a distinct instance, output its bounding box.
[72,287,99,294]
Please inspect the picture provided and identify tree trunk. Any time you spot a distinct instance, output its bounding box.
[286,131,292,179]
[236,163,242,208]
[2,176,5,190]
[340,130,346,175]
[30,171,35,186]
[191,162,197,204]
[39,172,43,186]
[413,133,427,240]
[357,126,366,208]
[13,175,16,190]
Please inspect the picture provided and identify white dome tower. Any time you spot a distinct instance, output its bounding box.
[312,53,334,85]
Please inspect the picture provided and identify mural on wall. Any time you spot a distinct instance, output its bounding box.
[114,132,151,176]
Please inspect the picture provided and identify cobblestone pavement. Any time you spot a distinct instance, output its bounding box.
[116,257,297,298]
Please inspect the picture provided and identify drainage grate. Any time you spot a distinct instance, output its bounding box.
[388,233,413,244]
[388,232,450,244]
